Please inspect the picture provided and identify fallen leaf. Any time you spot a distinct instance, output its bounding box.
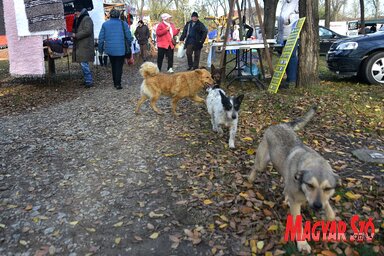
[257,241,264,250]
[147,223,155,230]
[332,195,341,203]
[19,240,28,246]
[220,215,228,222]
[247,149,255,155]
[115,237,121,244]
[69,221,79,226]
[134,235,143,241]
[150,232,159,239]
[86,228,96,233]
[242,137,253,142]
[250,240,257,255]
[203,199,213,205]
[149,211,164,218]
[25,204,33,211]
[113,221,124,227]
[219,223,228,229]
[267,225,278,231]
[345,191,362,200]
[263,201,275,208]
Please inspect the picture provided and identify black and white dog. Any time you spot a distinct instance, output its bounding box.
[206,87,244,148]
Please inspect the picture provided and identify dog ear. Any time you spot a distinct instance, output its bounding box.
[211,64,216,72]
[195,69,203,75]
[219,90,232,110]
[237,94,244,104]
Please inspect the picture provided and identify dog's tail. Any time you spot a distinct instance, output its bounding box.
[288,106,317,131]
[139,62,159,79]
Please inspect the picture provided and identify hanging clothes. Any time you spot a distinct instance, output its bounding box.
[4,0,45,76]
[24,0,65,32]
[14,0,56,36]
[65,14,75,32]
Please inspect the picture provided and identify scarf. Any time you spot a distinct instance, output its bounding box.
[163,20,173,38]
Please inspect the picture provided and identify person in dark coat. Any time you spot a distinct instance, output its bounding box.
[179,12,208,70]
[98,9,133,89]
[72,2,95,88]
[134,20,150,61]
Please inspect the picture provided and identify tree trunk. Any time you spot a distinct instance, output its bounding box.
[236,0,244,39]
[325,0,330,28]
[298,0,319,87]
[359,0,365,34]
[263,0,279,39]
[139,0,144,19]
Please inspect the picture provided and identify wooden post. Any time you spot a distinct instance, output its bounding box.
[219,0,236,70]
[236,0,243,40]
[254,0,274,76]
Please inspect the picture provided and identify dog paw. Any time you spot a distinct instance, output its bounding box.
[229,142,235,149]
[297,241,311,253]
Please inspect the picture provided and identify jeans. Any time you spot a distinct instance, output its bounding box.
[157,46,174,71]
[80,62,93,85]
[186,44,201,69]
[285,40,298,83]
[109,55,125,86]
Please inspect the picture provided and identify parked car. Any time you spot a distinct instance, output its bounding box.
[319,26,347,55]
[275,26,346,55]
[326,31,384,85]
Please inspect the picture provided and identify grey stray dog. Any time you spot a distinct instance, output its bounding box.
[248,106,339,253]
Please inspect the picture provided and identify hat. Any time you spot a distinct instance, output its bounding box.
[161,13,172,20]
[109,9,120,18]
[74,2,84,12]
[191,12,199,18]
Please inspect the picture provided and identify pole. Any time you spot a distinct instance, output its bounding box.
[254,0,274,76]
[219,0,236,69]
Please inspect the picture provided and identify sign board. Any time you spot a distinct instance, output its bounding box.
[268,17,306,93]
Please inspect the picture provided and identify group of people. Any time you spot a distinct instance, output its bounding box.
[72,5,208,90]
[144,11,208,74]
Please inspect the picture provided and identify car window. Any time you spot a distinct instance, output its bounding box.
[319,27,333,38]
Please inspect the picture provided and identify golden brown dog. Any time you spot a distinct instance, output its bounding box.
[135,62,215,116]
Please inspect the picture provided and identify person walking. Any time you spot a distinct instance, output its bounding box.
[98,9,133,90]
[277,0,299,89]
[72,3,95,88]
[134,20,150,61]
[179,12,208,70]
[156,13,180,73]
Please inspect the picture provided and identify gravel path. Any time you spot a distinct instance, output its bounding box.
[0,56,214,255]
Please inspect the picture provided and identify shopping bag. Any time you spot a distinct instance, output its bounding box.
[177,43,186,58]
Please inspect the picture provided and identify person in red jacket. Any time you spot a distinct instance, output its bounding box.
[156,13,180,73]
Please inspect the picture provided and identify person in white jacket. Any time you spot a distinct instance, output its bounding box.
[277,0,299,88]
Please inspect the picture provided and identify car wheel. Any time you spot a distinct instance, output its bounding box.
[363,52,384,85]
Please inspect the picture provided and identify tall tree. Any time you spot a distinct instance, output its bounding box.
[263,0,279,39]
[298,0,319,87]
[324,0,330,28]
[330,0,347,21]
[369,0,380,18]
[359,0,365,34]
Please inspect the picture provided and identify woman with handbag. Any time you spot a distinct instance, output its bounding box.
[98,9,133,89]
[156,13,180,73]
